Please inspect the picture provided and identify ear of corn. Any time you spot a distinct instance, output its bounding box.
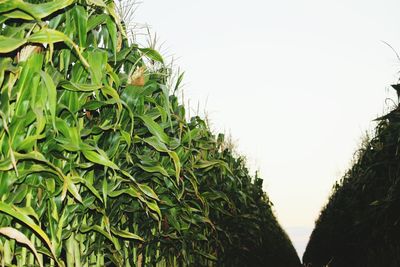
[0,0,300,266]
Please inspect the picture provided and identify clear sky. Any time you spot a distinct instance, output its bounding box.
[133,0,400,257]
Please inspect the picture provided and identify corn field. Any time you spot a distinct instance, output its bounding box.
[0,0,300,266]
[303,85,400,266]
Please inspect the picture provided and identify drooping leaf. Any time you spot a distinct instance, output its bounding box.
[0,227,43,267]
[139,48,164,64]
[0,202,58,262]
[143,199,162,220]
[0,36,26,53]
[60,80,102,92]
[139,115,169,144]
[137,183,160,201]
[0,0,74,20]
[28,28,89,68]
[82,148,119,170]
[111,228,144,242]
[137,163,169,177]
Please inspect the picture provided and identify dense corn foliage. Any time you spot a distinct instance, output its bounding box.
[0,0,300,266]
[303,85,400,267]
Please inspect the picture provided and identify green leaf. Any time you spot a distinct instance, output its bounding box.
[82,148,119,170]
[2,10,35,21]
[87,14,108,32]
[139,48,164,64]
[102,85,122,116]
[29,28,71,44]
[139,115,169,144]
[120,130,131,148]
[0,0,74,20]
[195,250,217,261]
[80,225,121,250]
[87,51,107,85]
[111,228,144,242]
[0,159,13,171]
[65,174,82,203]
[60,80,102,92]
[102,176,108,207]
[73,5,88,47]
[105,2,126,38]
[39,71,57,130]
[143,136,169,153]
[174,72,184,92]
[18,164,59,180]
[194,159,229,170]
[28,28,89,68]
[137,164,169,177]
[13,54,42,119]
[106,16,117,59]
[0,202,58,262]
[0,36,26,53]
[137,183,160,201]
[168,151,181,183]
[75,176,103,202]
[14,151,47,162]
[108,188,142,200]
[15,134,45,151]
[0,227,43,267]
[82,99,116,110]
[142,137,181,182]
[143,199,161,220]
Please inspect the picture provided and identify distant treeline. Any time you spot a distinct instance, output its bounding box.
[303,85,400,266]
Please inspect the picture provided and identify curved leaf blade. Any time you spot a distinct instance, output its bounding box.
[0,36,26,53]
[0,227,43,267]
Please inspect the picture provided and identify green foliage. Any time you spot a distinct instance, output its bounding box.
[0,0,300,266]
[303,85,400,267]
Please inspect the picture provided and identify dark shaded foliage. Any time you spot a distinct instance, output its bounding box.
[303,85,400,267]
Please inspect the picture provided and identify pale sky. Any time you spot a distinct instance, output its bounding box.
[133,0,400,257]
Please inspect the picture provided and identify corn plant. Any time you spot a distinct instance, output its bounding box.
[0,0,300,266]
[303,85,400,266]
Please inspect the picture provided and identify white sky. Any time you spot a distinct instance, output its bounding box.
[133,0,400,257]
